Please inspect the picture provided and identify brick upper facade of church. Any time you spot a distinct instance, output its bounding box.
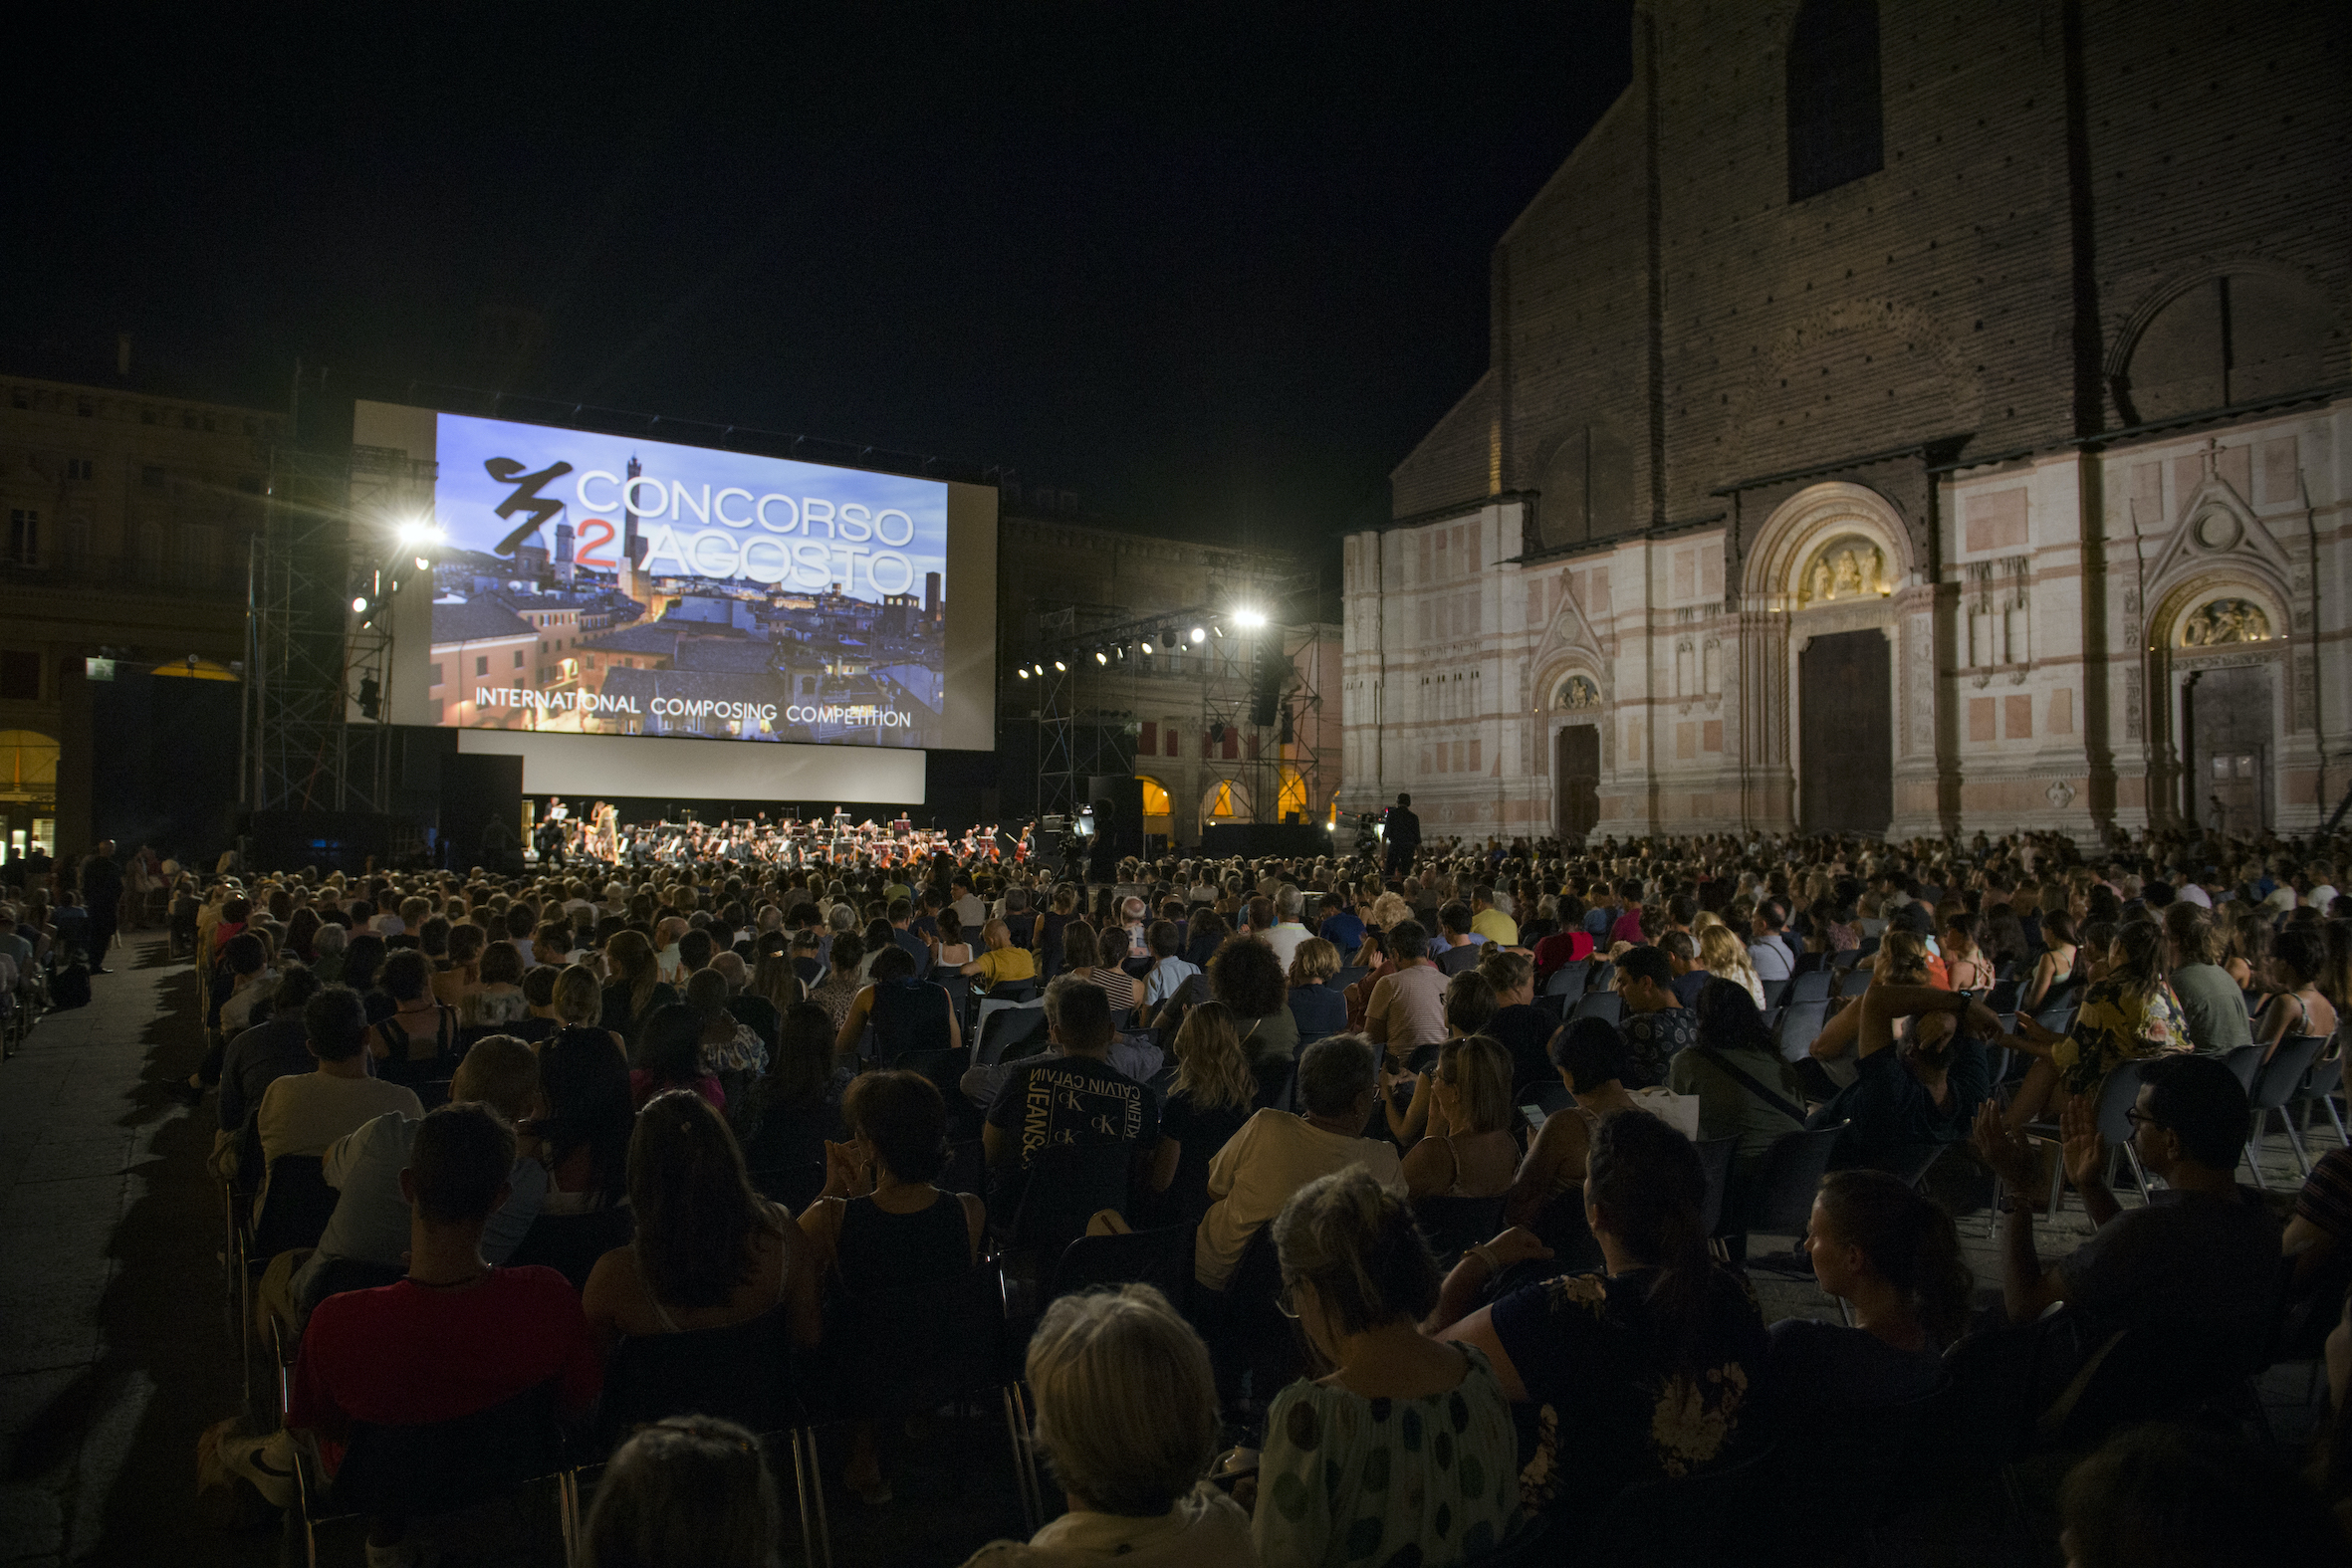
[1341,0,2350,842]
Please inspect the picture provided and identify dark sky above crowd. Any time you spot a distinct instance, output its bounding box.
[5,5,1631,549]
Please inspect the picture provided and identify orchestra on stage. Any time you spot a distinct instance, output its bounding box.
[526,796,1033,872]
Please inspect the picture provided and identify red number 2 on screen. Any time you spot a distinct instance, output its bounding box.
[576,519,617,568]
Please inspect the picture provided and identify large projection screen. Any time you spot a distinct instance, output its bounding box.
[354,401,997,798]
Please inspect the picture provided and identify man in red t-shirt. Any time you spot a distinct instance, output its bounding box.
[1530,924,1595,989]
[1607,878,1649,947]
[289,1101,600,1441]
[215,1102,599,1546]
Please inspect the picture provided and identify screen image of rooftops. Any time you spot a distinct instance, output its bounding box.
[421,410,950,750]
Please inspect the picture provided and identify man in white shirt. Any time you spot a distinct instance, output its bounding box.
[2305,860,2340,911]
[1261,887,1313,969]
[1142,922,1201,1009]
[1748,898,1796,989]
[1195,1034,1404,1290]
[275,1035,548,1331]
[949,873,987,932]
[250,988,425,1229]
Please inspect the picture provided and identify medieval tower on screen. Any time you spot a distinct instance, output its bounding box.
[1341,0,2350,843]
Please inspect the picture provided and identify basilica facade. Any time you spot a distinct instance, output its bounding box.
[1340,0,2350,844]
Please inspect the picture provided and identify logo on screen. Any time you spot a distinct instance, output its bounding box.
[485,457,577,556]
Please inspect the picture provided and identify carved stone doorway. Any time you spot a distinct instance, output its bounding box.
[2185,664,2272,836]
[1799,629,1892,834]
[1554,724,1599,843]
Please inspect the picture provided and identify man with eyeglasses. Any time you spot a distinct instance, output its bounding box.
[1973,1053,2278,1338]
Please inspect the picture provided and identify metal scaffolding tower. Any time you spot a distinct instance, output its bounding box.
[1024,565,1333,837]
[241,443,435,816]
[1034,603,1138,819]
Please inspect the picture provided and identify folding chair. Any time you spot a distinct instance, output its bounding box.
[2294,1047,2347,1148]
[973,999,1049,1066]
[809,1265,1046,1565]
[1694,1136,1738,1240]
[1734,1122,1849,1247]
[1572,992,1623,1026]
[1042,1221,1195,1307]
[290,1380,578,1568]
[1524,1080,1574,1118]
[2030,1060,2149,1222]
[2246,1033,2330,1185]
[1771,1001,1829,1063]
[1543,959,1591,1001]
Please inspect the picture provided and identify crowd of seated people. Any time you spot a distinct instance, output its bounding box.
[81,820,2352,1564]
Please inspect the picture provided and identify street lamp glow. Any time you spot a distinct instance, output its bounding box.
[1233,608,1268,629]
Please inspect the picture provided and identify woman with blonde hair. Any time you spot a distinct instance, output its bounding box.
[1366,890,1413,936]
[553,961,630,1059]
[1872,928,1934,989]
[1400,1034,1520,1201]
[1144,1002,1260,1224]
[958,1286,1247,1566]
[1699,922,1764,1008]
[1256,1168,1518,1567]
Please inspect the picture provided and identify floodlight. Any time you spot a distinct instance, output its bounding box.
[1189,626,1207,644]
[396,517,445,546]
[1054,658,1067,672]
[1018,666,1031,679]
[351,595,368,613]
[1139,637,1154,654]
[1233,608,1268,629]
[1093,648,1109,665]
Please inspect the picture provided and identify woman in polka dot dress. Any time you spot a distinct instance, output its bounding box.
[1252,1168,1520,1567]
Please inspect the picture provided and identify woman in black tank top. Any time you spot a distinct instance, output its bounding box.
[796,1069,981,1504]
[833,1186,971,1293]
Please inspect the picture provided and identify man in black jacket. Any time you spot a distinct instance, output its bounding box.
[1383,792,1421,876]
[81,840,122,974]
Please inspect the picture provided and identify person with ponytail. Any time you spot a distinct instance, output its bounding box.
[1429,1110,1768,1514]
[2001,919,2189,1131]
[1254,1167,1520,1568]
[1765,1171,1969,1417]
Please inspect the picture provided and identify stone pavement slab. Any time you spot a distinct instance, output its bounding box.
[0,935,269,1565]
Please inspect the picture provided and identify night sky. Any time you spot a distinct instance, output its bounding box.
[6,5,1630,551]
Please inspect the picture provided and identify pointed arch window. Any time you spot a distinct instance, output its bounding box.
[1787,0,1883,202]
